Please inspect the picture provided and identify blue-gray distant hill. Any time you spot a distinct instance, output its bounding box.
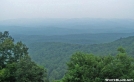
[12,33,134,45]
[0,18,134,35]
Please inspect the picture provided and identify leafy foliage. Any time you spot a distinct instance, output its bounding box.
[62,51,134,82]
[0,31,48,82]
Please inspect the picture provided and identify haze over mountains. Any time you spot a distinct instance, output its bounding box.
[1,18,134,35]
[1,0,134,81]
[1,18,134,81]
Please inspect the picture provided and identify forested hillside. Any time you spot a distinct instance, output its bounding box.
[28,36,134,81]
[1,31,134,82]
[13,33,134,45]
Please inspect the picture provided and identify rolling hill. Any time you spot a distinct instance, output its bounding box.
[27,36,134,81]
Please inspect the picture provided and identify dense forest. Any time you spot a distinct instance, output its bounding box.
[27,35,134,81]
[1,31,134,82]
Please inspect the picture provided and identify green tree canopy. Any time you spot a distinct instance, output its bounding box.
[0,31,48,82]
[62,52,134,82]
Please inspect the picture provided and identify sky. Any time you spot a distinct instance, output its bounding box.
[0,0,134,21]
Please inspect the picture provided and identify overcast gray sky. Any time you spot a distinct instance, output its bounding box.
[0,0,134,21]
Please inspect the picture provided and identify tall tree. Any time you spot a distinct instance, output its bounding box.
[0,31,48,82]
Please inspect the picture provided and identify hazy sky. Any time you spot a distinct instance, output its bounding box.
[0,0,134,21]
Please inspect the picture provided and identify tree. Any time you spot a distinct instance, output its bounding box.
[62,51,134,82]
[117,47,126,53]
[0,31,48,82]
[0,31,28,68]
[15,56,47,82]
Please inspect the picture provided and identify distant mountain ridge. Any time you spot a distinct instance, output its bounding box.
[0,18,134,35]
